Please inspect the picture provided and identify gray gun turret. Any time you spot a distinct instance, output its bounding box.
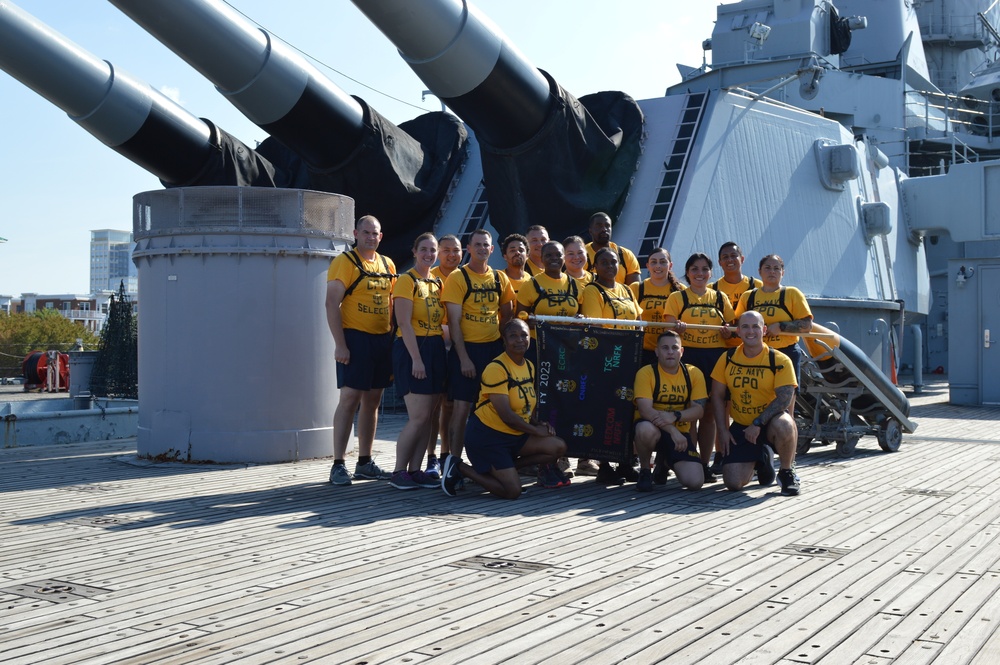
[350,0,644,241]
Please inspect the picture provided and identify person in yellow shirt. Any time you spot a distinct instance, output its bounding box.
[584,212,641,285]
[563,235,595,290]
[524,225,549,275]
[501,233,532,296]
[711,242,762,348]
[325,215,396,486]
[631,247,685,366]
[710,311,800,496]
[440,319,568,498]
[389,233,447,490]
[441,229,516,464]
[516,241,580,357]
[633,331,707,491]
[426,234,463,479]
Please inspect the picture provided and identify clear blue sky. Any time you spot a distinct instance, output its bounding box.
[0,0,719,297]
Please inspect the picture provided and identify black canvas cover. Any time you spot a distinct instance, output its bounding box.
[166,120,279,188]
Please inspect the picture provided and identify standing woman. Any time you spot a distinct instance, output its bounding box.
[563,235,595,290]
[390,233,448,490]
[580,247,642,483]
[517,241,581,359]
[664,253,736,479]
[735,254,813,413]
[630,247,686,367]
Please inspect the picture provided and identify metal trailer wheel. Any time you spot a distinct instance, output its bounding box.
[836,433,860,457]
[797,435,813,455]
[877,417,903,452]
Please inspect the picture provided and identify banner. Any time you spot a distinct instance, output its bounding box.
[535,323,643,464]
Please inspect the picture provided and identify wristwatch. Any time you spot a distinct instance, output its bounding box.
[752,417,766,428]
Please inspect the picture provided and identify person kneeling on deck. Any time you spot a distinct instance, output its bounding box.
[710,311,800,495]
[441,319,568,499]
[633,331,707,492]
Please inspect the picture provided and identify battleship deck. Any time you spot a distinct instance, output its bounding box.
[2,382,999,664]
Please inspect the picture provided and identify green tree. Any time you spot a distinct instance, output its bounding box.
[0,310,100,379]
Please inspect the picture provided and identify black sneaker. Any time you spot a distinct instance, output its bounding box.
[710,452,724,475]
[652,461,670,485]
[703,463,717,484]
[757,444,776,487]
[636,469,653,492]
[617,463,639,483]
[595,461,624,485]
[777,468,800,496]
[441,455,462,497]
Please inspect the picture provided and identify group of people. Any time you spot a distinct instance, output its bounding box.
[325,212,812,499]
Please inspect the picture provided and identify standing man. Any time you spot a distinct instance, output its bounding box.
[585,212,641,285]
[711,241,762,342]
[633,331,707,491]
[442,229,516,464]
[326,215,396,486]
[524,225,550,275]
[501,233,531,295]
[710,310,800,496]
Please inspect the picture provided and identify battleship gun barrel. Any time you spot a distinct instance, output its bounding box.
[350,0,551,149]
[0,0,223,185]
[107,0,365,170]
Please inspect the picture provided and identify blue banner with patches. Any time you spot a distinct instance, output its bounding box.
[535,323,643,464]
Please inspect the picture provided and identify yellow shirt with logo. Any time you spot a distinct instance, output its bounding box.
[710,345,797,426]
[474,353,536,435]
[633,362,706,433]
[327,250,397,334]
[664,287,736,348]
[711,276,762,347]
[392,269,444,338]
[580,281,641,328]
[734,286,812,346]
[585,242,641,284]
[631,279,682,351]
[441,266,515,343]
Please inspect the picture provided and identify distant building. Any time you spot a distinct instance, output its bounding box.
[90,229,137,296]
[14,293,118,333]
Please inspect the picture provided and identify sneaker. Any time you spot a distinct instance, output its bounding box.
[329,463,352,486]
[757,444,776,486]
[777,468,800,496]
[636,468,653,492]
[441,455,462,497]
[389,470,420,490]
[595,461,624,485]
[575,458,600,476]
[537,464,562,489]
[354,459,389,480]
[617,463,639,483]
[703,463,717,484]
[425,457,441,480]
[410,469,440,489]
[710,452,724,475]
[652,461,670,485]
[557,457,574,478]
[554,465,572,487]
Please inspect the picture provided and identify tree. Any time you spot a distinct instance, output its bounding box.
[89,282,138,399]
[0,309,100,379]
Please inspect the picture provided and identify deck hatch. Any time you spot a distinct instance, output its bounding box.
[1,580,110,603]
[450,556,549,575]
[778,545,851,558]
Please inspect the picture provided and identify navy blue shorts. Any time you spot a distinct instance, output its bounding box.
[682,346,725,384]
[722,422,764,465]
[465,414,528,473]
[336,329,393,390]
[448,339,504,402]
[639,423,700,465]
[393,336,447,396]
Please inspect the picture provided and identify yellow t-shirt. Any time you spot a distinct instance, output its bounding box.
[633,362,706,433]
[711,276,762,347]
[505,270,532,296]
[735,286,813,346]
[580,281,641,327]
[474,353,536,435]
[568,271,595,292]
[392,270,444,338]
[585,242,641,284]
[516,273,581,339]
[327,250,397,334]
[441,266,516,343]
[664,287,736,348]
[430,265,456,325]
[710,345,797,426]
[631,279,681,351]
[525,258,545,276]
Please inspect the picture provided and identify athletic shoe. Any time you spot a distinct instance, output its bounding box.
[777,468,800,496]
[389,471,420,490]
[617,463,639,483]
[575,458,600,476]
[329,463,352,486]
[710,452,724,475]
[556,456,574,478]
[636,469,653,492]
[553,465,572,487]
[703,463,717,484]
[595,461,624,485]
[354,459,390,480]
[537,464,562,489]
[410,470,441,489]
[425,457,442,480]
[652,461,670,485]
[757,444,776,486]
[441,455,462,497]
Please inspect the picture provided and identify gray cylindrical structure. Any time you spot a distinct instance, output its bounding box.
[132,187,353,463]
[67,350,99,398]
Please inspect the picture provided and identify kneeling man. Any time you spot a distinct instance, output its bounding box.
[710,311,800,495]
[633,330,707,491]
